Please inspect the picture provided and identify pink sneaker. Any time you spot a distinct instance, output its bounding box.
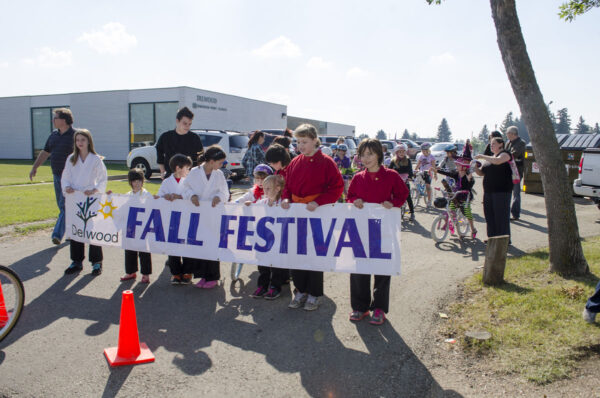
[140,275,150,283]
[202,280,218,289]
[194,278,206,288]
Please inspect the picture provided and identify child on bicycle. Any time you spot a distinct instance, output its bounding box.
[414,142,437,207]
[334,144,353,198]
[388,144,415,221]
[437,157,477,238]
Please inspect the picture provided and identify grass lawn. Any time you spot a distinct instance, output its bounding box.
[0,160,129,186]
[442,236,600,384]
[0,179,161,227]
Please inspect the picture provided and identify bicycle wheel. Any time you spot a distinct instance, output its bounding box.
[431,214,449,242]
[456,212,470,237]
[0,265,25,342]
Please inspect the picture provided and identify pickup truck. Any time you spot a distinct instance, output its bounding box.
[573,148,600,209]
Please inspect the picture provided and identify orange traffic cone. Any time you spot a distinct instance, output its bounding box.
[0,281,9,328]
[104,290,155,366]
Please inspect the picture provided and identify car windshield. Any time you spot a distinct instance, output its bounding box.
[431,143,451,151]
[229,135,248,150]
[199,134,222,147]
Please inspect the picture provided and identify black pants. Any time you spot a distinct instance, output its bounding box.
[125,250,152,275]
[483,191,512,238]
[70,240,102,263]
[257,266,288,290]
[350,274,391,313]
[194,259,220,281]
[405,180,414,213]
[168,256,195,275]
[291,270,323,297]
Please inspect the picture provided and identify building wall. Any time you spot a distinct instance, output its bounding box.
[287,115,355,137]
[0,97,33,159]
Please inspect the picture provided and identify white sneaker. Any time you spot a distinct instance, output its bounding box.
[303,295,320,311]
[288,292,307,309]
[583,308,596,324]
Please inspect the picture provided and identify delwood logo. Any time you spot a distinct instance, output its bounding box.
[71,196,119,243]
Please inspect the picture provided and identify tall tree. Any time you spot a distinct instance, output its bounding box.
[375,130,387,140]
[428,0,588,275]
[436,118,452,141]
[357,133,369,141]
[556,108,572,135]
[593,123,600,134]
[574,116,591,134]
[500,111,515,133]
[402,129,411,139]
[478,124,490,141]
[514,116,530,142]
[559,0,600,20]
[410,132,418,141]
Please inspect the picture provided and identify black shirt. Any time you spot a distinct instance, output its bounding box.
[481,150,513,193]
[155,130,204,175]
[43,127,75,175]
[388,157,414,179]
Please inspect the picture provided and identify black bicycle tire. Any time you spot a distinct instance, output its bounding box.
[0,265,25,342]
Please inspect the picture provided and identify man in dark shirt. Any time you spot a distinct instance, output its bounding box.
[155,107,203,178]
[505,126,526,220]
[29,108,75,245]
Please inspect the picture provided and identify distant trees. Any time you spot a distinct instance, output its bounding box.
[402,129,410,139]
[555,108,572,135]
[410,132,418,141]
[574,116,591,134]
[478,124,490,141]
[594,123,600,134]
[357,133,369,141]
[375,130,387,140]
[436,118,452,141]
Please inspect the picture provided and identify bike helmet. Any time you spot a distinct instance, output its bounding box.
[420,142,431,150]
[394,144,408,153]
[253,164,274,175]
[331,144,338,150]
[337,144,348,152]
[444,144,457,152]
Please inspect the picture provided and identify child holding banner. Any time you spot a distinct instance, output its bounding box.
[250,174,288,300]
[158,154,195,285]
[182,146,229,289]
[265,143,291,180]
[62,129,107,276]
[346,138,408,325]
[120,169,154,283]
[281,124,344,311]
[235,164,273,204]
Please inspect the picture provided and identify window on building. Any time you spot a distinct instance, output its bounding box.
[129,101,179,148]
[31,106,70,158]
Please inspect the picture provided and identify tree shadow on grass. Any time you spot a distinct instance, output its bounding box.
[493,281,533,295]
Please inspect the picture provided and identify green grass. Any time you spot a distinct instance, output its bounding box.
[0,179,161,227]
[0,160,129,186]
[442,237,600,384]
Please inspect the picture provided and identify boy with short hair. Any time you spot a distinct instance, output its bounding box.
[158,154,195,285]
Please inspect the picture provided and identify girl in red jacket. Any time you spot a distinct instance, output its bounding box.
[281,124,344,311]
[346,139,409,325]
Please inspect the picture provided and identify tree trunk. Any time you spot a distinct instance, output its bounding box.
[489,0,588,275]
[483,235,510,285]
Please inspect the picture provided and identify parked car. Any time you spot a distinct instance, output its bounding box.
[127,130,248,179]
[573,148,600,209]
[319,136,357,157]
[430,142,464,165]
[398,139,421,159]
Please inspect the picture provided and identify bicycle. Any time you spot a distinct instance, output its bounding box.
[430,189,471,242]
[0,265,25,342]
[411,171,428,208]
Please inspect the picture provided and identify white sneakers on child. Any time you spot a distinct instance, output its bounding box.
[583,308,596,324]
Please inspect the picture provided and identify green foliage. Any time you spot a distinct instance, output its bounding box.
[375,129,387,140]
[478,124,490,142]
[556,108,572,135]
[500,111,514,134]
[470,137,486,154]
[559,0,600,21]
[410,132,418,141]
[402,129,410,139]
[436,118,452,142]
[593,123,600,134]
[574,116,591,134]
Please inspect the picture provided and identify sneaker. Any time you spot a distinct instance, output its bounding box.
[64,262,82,274]
[194,278,206,288]
[180,274,193,285]
[202,280,218,289]
[120,273,136,281]
[171,275,182,285]
[52,237,61,245]
[140,275,150,284]
[303,295,320,311]
[264,287,281,300]
[349,310,370,322]
[583,308,597,324]
[472,229,478,239]
[288,292,308,309]
[251,286,268,298]
[369,309,386,325]
[91,263,102,276]
[409,213,415,222]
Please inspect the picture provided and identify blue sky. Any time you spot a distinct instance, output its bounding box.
[1,0,598,140]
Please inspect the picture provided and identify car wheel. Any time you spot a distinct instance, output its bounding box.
[131,158,152,179]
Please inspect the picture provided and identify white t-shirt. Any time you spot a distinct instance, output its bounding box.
[416,153,436,172]
[158,174,185,196]
[256,197,282,207]
[61,153,107,194]
[181,166,229,203]
[127,188,154,199]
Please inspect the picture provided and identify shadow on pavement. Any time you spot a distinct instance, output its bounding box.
[7,244,65,282]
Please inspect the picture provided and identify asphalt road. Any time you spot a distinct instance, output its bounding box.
[1,178,598,398]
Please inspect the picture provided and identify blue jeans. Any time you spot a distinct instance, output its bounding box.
[586,280,600,313]
[52,174,65,240]
[511,176,522,219]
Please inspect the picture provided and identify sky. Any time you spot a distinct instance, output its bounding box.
[1,0,599,140]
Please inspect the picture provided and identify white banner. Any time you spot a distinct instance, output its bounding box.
[65,192,402,275]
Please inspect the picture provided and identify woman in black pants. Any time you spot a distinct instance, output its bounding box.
[474,137,513,239]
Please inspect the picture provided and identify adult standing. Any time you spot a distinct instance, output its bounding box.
[242,131,266,183]
[483,130,503,156]
[155,107,203,179]
[29,108,75,245]
[474,137,513,240]
[505,126,526,220]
